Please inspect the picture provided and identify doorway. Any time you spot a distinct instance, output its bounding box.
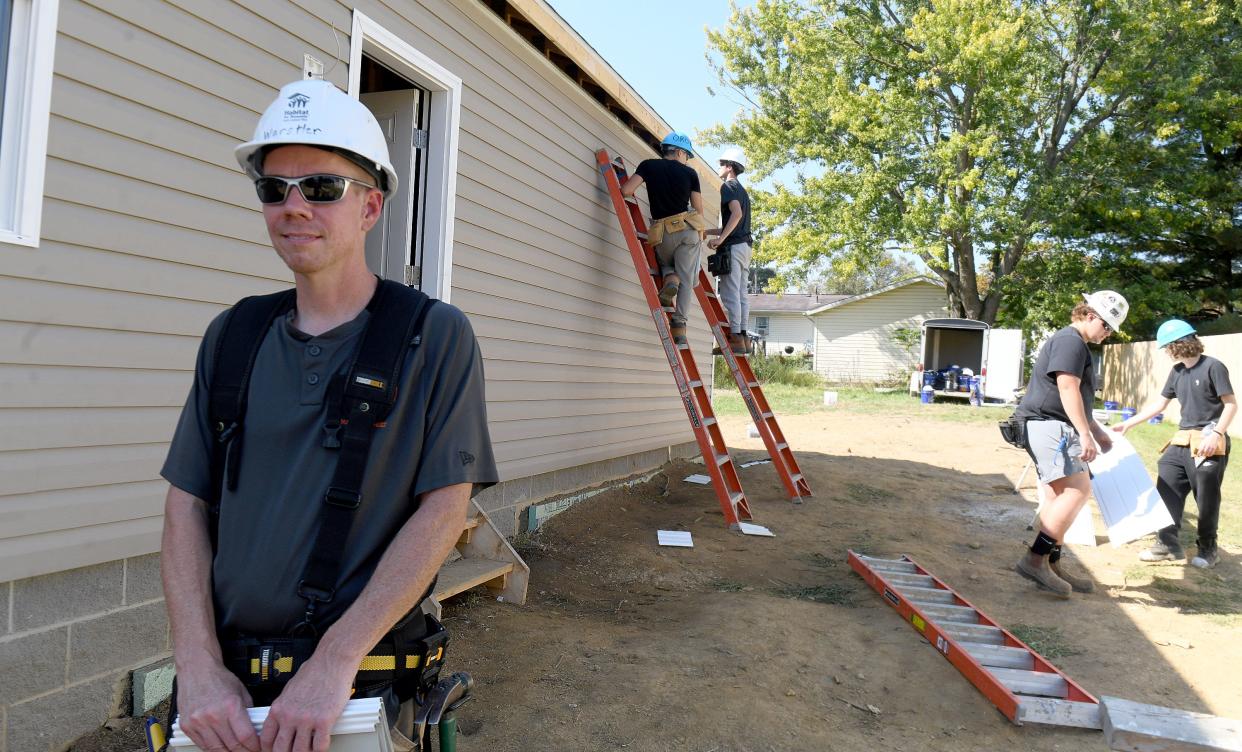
[349,11,464,302]
[359,57,428,287]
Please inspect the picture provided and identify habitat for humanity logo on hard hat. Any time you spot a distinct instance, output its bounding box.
[285,92,311,118]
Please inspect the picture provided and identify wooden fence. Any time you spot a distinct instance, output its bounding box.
[1102,332,1242,438]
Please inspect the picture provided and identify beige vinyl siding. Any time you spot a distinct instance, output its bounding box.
[0,0,716,581]
[811,282,947,382]
[748,313,813,356]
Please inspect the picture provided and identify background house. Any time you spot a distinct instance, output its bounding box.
[746,278,947,383]
[0,0,722,747]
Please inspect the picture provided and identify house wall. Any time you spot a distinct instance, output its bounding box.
[747,312,813,357]
[0,0,716,747]
[811,282,946,383]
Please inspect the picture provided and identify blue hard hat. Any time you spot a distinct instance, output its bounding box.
[1156,319,1196,348]
[661,131,694,155]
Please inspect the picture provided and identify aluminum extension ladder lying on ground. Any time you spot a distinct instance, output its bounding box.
[848,551,1102,729]
[597,149,812,523]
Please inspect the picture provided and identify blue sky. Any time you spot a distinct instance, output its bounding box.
[545,0,754,167]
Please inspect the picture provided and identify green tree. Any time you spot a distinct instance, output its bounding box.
[705,0,1220,324]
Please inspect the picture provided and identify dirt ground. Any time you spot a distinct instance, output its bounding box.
[77,407,1240,751]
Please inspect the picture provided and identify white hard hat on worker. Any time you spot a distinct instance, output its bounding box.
[718,146,747,174]
[235,79,398,199]
[1081,290,1128,333]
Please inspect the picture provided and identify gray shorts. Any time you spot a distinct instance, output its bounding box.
[1025,419,1088,483]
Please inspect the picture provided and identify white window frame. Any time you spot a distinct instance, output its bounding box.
[755,316,770,336]
[0,0,58,248]
[348,10,461,303]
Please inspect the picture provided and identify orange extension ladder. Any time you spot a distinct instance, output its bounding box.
[596,148,810,522]
[848,551,1102,729]
[595,148,751,528]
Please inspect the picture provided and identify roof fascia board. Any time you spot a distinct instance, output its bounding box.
[804,276,944,316]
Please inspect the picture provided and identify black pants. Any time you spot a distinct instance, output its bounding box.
[1156,441,1230,550]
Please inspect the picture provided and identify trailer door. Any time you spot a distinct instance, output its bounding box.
[984,328,1024,401]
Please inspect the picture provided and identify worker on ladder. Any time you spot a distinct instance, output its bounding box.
[160,79,497,751]
[620,132,708,344]
[706,146,753,356]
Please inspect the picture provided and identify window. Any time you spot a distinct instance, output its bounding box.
[0,0,58,247]
[755,316,770,336]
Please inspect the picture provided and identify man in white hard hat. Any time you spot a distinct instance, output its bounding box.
[1008,290,1126,598]
[160,80,496,751]
[706,146,753,356]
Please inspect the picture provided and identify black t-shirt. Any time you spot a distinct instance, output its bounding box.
[1161,355,1234,429]
[1015,326,1095,424]
[719,178,752,245]
[635,158,700,219]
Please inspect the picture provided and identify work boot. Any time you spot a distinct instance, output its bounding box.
[1190,544,1219,569]
[712,328,733,356]
[670,325,688,345]
[1050,558,1094,593]
[658,281,679,308]
[1015,553,1072,599]
[1139,541,1186,562]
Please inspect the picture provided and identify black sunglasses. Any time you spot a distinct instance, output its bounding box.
[253,174,376,205]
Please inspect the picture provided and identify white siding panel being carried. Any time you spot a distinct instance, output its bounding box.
[812,282,946,383]
[1,0,717,581]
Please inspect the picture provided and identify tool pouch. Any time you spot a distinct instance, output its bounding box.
[708,249,732,276]
[998,415,1027,449]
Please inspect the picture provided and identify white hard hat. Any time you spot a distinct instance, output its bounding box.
[1082,290,1128,332]
[235,80,397,198]
[719,146,747,172]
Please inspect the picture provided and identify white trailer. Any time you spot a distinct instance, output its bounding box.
[909,318,1025,403]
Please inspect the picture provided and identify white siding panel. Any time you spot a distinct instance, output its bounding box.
[812,282,947,382]
[749,313,813,357]
[2,0,713,580]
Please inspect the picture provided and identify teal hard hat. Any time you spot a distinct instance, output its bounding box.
[1156,319,1196,348]
[661,131,694,155]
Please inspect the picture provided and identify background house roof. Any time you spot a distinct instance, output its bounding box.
[748,293,850,313]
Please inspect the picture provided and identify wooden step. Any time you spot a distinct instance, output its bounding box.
[457,515,482,546]
[434,557,514,603]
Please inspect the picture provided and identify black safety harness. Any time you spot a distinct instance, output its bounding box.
[204,278,447,699]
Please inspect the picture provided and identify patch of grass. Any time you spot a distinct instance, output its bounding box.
[511,529,552,558]
[773,583,857,605]
[846,483,894,504]
[710,578,746,592]
[803,552,841,569]
[1007,624,1082,659]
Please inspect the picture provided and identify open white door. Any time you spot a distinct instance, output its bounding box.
[984,328,1024,401]
[361,89,420,285]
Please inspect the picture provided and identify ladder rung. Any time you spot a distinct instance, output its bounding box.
[689,380,702,388]
[878,572,935,588]
[775,442,788,450]
[677,343,689,350]
[859,556,918,573]
[893,585,956,604]
[991,667,1067,698]
[746,380,759,388]
[636,231,648,240]
[624,197,639,205]
[648,267,659,275]
[761,411,773,419]
[941,622,1005,645]
[960,643,1035,671]
[715,453,729,466]
[729,491,745,506]
[704,292,717,299]
[661,306,675,312]
[912,602,979,624]
[790,473,803,482]
[703,417,716,426]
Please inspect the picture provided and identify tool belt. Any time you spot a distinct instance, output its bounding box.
[647,209,706,245]
[707,248,732,276]
[1161,429,1228,457]
[998,415,1027,449]
[221,611,448,699]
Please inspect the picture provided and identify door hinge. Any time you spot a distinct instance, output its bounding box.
[412,129,429,149]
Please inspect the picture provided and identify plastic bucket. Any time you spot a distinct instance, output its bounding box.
[1104,400,1119,411]
[920,386,934,404]
[1121,407,1137,420]
[1148,414,1163,424]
